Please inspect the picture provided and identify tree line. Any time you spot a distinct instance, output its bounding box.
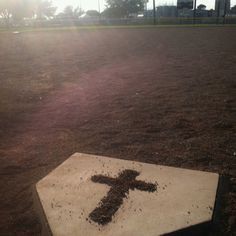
[0,0,56,26]
[0,0,148,26]
[1,0,236,27]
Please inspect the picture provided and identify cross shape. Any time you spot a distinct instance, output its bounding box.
[89,169,157,225]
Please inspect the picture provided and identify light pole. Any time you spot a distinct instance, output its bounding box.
[80,0,82,9]
[223,0,227,24]
[98,0,101,22]
[153,0,156,25]
[217,0,221,24]
[98,0,101,14]
[193,0,197,24]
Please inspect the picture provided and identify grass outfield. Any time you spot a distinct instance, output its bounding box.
[0,23,236,33]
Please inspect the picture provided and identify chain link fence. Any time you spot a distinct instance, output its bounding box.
[1,16,236,29]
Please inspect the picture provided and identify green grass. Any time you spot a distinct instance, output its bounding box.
[0,23,236,34]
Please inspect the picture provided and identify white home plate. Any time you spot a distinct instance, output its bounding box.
[34,153,219,236]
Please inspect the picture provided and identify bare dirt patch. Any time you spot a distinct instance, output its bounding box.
[0,27,235,235]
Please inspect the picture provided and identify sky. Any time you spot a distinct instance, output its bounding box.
[53,0,236,12]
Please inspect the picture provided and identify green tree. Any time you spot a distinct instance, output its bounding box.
[61,5,84,18]
[102,7,126,18]
[0,0,12,26]
[35,0,57,19]
[197,4,206,10]
[231,5,236,14]
[105,0,147,18]
[63,5,74,17]
[12,0,34,22]
[0,0,56,26]
[74,6,84,17]
[0,0,34,26]
[86,10,100,17]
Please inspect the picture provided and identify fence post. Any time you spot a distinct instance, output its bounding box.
[217,0,221,24]
[223,0,227,24]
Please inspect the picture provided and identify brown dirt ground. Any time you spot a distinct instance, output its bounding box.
[0,27,235,235]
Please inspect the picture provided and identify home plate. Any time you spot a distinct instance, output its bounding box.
[34,153,219,236]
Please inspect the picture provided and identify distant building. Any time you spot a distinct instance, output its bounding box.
[177,8,194,17]
[215,0,231,16]
[144,10,155,18]
[157,6,178,17]
[177,0,194,9]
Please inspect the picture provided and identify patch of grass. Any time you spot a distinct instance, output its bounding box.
[0,24,235,34]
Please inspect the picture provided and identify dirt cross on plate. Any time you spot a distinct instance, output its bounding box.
[89,169,157,225]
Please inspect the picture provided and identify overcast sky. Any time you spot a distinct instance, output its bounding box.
[53,0,236,12]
